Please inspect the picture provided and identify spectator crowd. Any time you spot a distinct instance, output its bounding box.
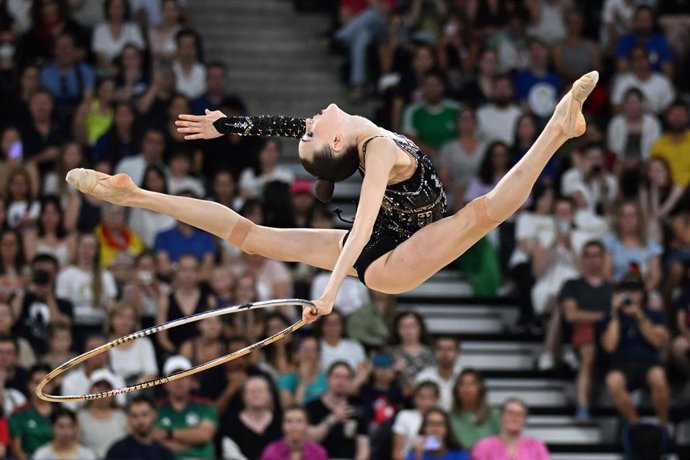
[0,0,688,458]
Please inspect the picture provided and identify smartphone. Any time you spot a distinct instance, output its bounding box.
[423,436,442,450]
[8,141,22,160]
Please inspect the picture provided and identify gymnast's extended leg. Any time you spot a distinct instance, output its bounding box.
[66,170,352,274]
[365,71,599,293]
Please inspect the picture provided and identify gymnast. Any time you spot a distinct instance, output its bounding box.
[67,71,599,324]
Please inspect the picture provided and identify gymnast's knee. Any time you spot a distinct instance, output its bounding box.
[227,216,257,252]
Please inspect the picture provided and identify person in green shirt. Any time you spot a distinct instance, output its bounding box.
[153,356,218,459]
[9,364,54,459]
[449,369,500,449]
[346,290,396,349]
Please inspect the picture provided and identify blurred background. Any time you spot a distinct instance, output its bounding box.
[0,0,689,459]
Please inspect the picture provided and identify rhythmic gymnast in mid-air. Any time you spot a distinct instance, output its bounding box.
[67,71,599,324]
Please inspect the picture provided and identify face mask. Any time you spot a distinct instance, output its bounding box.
[0,42,14,61]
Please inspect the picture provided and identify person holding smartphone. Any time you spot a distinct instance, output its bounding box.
[408,408,467,460]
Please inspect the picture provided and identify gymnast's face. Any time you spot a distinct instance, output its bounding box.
[298,103,343,162]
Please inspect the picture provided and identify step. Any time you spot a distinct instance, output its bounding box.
[551,453,622,460]
[460,351,534,371]
[525,424,603,444]
[488,385,567,406]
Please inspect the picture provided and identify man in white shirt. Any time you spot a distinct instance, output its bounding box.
[415,336,461,411]
[173,29,206,99]
[115,129,166,186]
[477,75,523,146]
[611,46,675,115]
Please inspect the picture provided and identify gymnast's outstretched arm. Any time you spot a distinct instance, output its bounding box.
[176,110,307,140]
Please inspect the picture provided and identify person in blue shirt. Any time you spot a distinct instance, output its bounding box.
[191,62,228,115]
[407,407,468,460]
[615,5,673,78]
[39,33,95,124]
[513,38,560,119]
[600,265,671,428]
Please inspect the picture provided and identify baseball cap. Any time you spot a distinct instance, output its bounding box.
[89,368,120,390]
[289,179,313,195]
[163,355,193,375]
[372,352,395,368]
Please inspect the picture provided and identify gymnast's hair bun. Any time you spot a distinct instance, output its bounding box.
[315,179,335,203]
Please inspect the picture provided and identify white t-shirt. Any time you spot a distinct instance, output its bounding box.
[606,114,662,160]
[600,0,639,46]
[527,0,570,43]
[173,61,207,99]
[561,168,618,214]
[392,410,422,457]
[33,443,96,460]
[128,207,176,248]
[415,365,461,412]
[6,200,40,229]
[508,212,555,268]
[108,337,158,380]
[239,167,295,199]
[611,72,675,115]
[92,22,146,62]
[310,273,369,316]
[320,339,366,371]
[55,266,117,324]
[78,409,127,459]
[477,104,523,146]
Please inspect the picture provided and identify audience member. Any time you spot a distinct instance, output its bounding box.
[615,5,673,77]
[114,128,166,186]
[416,335,461,411]
[8,364,53,460]
[191,61,228,114]
[650,100,690,187]
[392,381,440,460]
[359,352,404,427]
[513,37,560,118]
[553,8,601,81]
[173,28,206,99]
[153,212,216,281]
[449,369,500,450]
[148,0,183,61]
[347,290,395,348]
[0,303,34,369]
[0,335,28,397]
[32,408,95,460]
[279,335,326,408]
[606,87,662,163]
[388,311,434,396]
[107,303,158,385]
[261,405,327,460]
[318,308,366,372]
[476,75,522,145]
[92,0,146,72]
[407,407,468,460]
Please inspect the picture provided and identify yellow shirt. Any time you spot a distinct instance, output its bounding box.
[95,224,144,268]
[650,131,690,186]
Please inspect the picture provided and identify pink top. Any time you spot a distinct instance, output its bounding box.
[471,436,550,460]
[261,438,328,460]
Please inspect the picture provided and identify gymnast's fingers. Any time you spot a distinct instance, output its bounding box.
[178,113,204,122]
[184,134,204,140]
[175,120,198,127]
[177,127,202,134]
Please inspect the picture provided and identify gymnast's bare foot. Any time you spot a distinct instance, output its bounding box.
[550,71,599,139]
[66,168,137,206]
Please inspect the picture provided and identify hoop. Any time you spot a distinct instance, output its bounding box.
[36,299,315,403]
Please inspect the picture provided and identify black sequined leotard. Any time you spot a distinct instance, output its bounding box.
[213,116,447,284]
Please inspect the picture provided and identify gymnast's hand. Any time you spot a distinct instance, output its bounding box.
[175,109,225,140]
[303,298,333,324]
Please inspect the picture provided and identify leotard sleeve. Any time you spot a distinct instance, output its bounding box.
[212,115,306,139]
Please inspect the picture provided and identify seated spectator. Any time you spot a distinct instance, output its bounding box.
[476,75,522,146]
[458,48,498,108]
[127,167,176,248]
[438,108,487,211]
[560,241,614,421]
[221,376,282,460]
[0,336,29,398]
[180,316,226,366]
[208,169,244,211]
[114,45,149,103]
[9,365,55,459]
[121,251,169,328]
[154,356,218,459]
[310,267,370,317]
[390,45,436,131]
[0,229,27,304]
[525,0,569,43]
[639,158,684,245]
[600,0,637,51]
[449,370,500,450]
[359,352,404,428]
[318,308,366,372]
[92,0,146,73]
[611,46,674,115]
[25,196,75,268]
[105,396,175,460]
[239,139,294,200]
[209,265,234,308]
[257,313,295,380]
[114,128,166,186]
[43,142,83,206]
[392,381,440,460]
[650,100,690,188]
[39,33,95,125]
[153,211,216,282]
[147,0,183,61]
[512,37,560,119]
[13,251,72,358]
[347,289,395,348]
[39,322,75,374]
[0,127,39,201]
[173,29,206,99]
[407,407,468,460]
[606,88,662,164]
[472,398,549,460]
[0,303,34,369]
[306,361,369,459]
[416,336,462,411]
[615,5,673,77]
[167,150,205,197]
[552,9,601,82]
[136,62,176,131]
[560,142,617,216]
[165,95,201,159]
[603,201,662,291]
[33,408,95,460]
[491,8,530,73]
[278,335,326,408]
[4,167,39,232]
[191,61,228,115]
[77,370,127,458]
[671,270,690,380]
[56,233,117,341]
[72,77,116,147]
[242,252,294,303]
[402,71,460,160]
[436,11,477,94]
[95,203,144,270]
[601,268,670,428]
[92,102,140,165]
[61,336,126,411]
[511,113,557,185]
[261,405,327,460]
[155,254,216,354]
[0,362,26,433]
[18,88,64,175]
[388,311,434,396]
[107,303,158,385]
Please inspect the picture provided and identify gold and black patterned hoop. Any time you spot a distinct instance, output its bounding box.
[36,299,315,403]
